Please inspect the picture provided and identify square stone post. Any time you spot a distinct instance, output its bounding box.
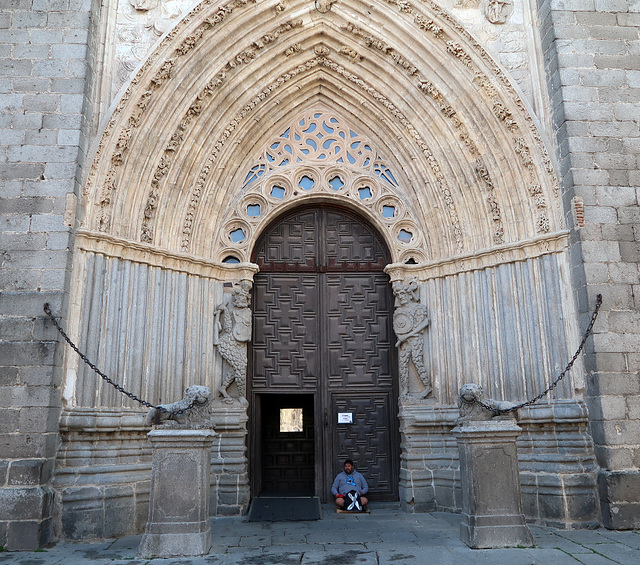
[138,429,216,558]
[453,420,533,549]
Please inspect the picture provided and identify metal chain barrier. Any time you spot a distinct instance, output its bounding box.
[43,303,199,417]
[465,294,603,415]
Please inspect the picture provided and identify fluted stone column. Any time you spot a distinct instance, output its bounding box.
[138,429,216,558]
[453,420,533,549]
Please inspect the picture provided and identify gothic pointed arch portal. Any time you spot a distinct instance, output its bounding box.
[249,204,399,501]
[58,0,598,531]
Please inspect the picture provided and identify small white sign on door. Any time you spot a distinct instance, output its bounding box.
[337,412,353,424]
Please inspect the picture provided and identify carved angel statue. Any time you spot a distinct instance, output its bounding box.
[392,279,432,399]
[213,281,252,403]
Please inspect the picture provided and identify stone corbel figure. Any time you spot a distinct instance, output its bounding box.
[456,383,517,424]
[392,279,432,400]
[213,280,252,403]
[144,385,214,429]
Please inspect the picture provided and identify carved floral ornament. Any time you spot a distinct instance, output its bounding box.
[215,110,426,264]
[85,0,560,261]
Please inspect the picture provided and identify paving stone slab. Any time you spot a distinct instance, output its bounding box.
[300,549,378,565]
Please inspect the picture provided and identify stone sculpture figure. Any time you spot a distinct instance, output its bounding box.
[456,383,517,424]
[213,281,252,402]
[144,385,213,428]
[483,0,513,24]
[392,279,432,399]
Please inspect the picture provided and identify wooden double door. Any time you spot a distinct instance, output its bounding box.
[249,206,399,501]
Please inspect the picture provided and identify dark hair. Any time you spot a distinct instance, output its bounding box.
[344,458,354,467]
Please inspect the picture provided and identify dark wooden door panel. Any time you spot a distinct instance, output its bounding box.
[250,205,398,501]
[252,274,319,390]
[325,274,394,389]
[331,394,395,498]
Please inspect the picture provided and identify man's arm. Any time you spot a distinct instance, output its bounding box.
[331,474,341,496]
[358,473,369,495]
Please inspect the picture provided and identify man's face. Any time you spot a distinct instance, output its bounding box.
[344,463,354,474]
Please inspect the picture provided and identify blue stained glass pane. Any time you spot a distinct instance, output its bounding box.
[351,141,360,149]
[299,175,314,190]
[337,157,344,163]
[358,187,372,200]
[330,117,339,123]
[382,205,395,218]
[271,142,280,149]
[314,113,322,118]
[323,138,336,149]
[280,159,289,166]
[299,119,305,126]
[267,153,275,162]
[364,144,372,151]
[350,130,357,138]
[284,144,292,153]
[223,256,240,263]
[317,133,323,139]
[283,128,290,138]
[301,149,309,155]
[318,153,327,160]
[386,170,398,184]
[335,146,341,153]
[247,204,261,217]
[347,152,356,164]
[306,139,317,150]
[271,186,285,199]
[294,133,301,141]
[323,122,334,133]
[398,229,413,243]
[339,131,345,139]
[363,157,370,166]
[303,123,316,133]
[329,176,344,190]
[230,228,246,243]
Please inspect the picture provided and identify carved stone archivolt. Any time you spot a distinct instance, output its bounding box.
[83,0,562,267]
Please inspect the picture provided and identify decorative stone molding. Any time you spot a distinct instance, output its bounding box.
[75,229,259,280]
[84,0,562,264]
[483,0,513,25]
[385,231,569,281]
[213,110,426,263]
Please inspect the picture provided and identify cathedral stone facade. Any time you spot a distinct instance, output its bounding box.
[1,0,639,550]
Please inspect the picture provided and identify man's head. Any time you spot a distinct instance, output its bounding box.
[343,458,354,474]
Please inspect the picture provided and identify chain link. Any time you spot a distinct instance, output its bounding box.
[46,293,603,418]
[43,303,199,416]
[466,294,603,415]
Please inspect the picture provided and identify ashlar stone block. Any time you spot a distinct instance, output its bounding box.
[454,421,534,549]
[138,429,215,558]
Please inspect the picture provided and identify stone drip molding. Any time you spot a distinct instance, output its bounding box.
[75,229,259,280]
[373,0,557,234]
[178,53,465,255]
[384,230,569,282]
[139,18,303,243]
[86,0,259,230]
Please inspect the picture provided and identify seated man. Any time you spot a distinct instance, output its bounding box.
[331,459,369,511]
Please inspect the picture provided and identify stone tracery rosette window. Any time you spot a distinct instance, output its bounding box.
[215,110,425,265]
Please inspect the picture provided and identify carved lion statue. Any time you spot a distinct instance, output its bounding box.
[144,385,213,429]
[456,383,517,424]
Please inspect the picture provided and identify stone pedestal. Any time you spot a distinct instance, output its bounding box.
[453,420,533,549]
[138,429,215,558]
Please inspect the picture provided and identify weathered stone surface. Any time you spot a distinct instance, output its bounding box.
[454,421,534,549]
[138,429,215,558]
